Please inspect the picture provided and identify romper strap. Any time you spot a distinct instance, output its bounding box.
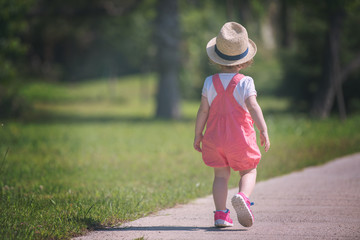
[226,73,245,93]
[212,74,225,94]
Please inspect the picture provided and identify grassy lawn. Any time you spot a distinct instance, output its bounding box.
[1,74,360,239]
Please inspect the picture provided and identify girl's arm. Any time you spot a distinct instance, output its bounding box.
[245,95,270,152]
[194,96,210,152]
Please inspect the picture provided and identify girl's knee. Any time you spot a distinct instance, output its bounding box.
[214,166,231,179]
[239,168,257,177]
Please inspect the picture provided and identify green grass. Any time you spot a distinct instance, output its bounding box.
[1,74,360,239]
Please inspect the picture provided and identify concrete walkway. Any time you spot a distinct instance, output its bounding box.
[74,153,360,240]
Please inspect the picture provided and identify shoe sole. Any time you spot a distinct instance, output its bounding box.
[214,219,233,228]
[231,194,254,227]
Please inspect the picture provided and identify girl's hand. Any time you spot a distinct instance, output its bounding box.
[193,135,203,152]
[260,131,270,152]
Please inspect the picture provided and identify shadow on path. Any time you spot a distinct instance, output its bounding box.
[97,226,247,232]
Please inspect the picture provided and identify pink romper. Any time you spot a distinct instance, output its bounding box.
[202,73,261,171]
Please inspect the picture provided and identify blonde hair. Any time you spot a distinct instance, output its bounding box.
[224,59,254,70]
[209,58,254,70]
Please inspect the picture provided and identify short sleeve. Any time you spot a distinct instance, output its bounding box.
[243,76,257,101]
[202,76,212,97]
[202,83,207,97]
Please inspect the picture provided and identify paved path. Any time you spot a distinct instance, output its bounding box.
[74,153,360,240]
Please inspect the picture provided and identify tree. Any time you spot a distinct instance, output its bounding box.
[24,0,151,81]
[278,0,360,118]
[0,0,34,118]
[154,0,181,119]
[278,0,291,48]
[310,2,345,119]
[310,0,360,119]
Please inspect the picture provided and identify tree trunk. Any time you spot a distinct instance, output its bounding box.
[311,5,345,119]
[238,0,252,26]
[155,0,181,119]
[226,0,235,21]
[279,0,290,48]
[260,0,278,50]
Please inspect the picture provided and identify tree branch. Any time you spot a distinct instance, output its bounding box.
[340,52,360,83]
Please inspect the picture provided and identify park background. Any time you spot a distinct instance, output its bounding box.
[1,0,360,239]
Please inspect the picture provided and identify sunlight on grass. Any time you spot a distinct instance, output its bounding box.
[20,74,157,105]
[33,101,155,119]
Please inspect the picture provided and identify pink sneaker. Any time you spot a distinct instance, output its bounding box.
[214,209,233,228]
[231,192,254,227]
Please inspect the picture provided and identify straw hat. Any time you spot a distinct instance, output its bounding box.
[206,22,257,66]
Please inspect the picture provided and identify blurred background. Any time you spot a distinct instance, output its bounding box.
[1,1,360,239]
[1,0,360,120]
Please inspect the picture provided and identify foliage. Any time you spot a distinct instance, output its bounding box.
[178,0,271,100]
[278,0,360,113]
[0,0,33,80]
[1,0,360,117]
[23,0,157,80]
[0,0,35,118]
[179,1,226,99]
[1,75,360,239]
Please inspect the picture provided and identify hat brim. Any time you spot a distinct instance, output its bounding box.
[206,37,257,66]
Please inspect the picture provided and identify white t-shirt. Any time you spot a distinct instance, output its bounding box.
[202,73,257,112]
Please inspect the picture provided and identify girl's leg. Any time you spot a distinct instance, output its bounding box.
[238,168,257,198]
[213,166,231,211]
[232,168,257,227]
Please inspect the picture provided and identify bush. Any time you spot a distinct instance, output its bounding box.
[0,86,29,118]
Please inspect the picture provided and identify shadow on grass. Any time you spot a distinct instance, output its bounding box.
[12,99,291,124]
[97,226,247,232]
[18,109,291,125]
[75,217,102,229]
[19,111,195,124]
[262,108,291,116]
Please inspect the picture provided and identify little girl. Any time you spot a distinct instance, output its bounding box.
[194,22,270,228]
